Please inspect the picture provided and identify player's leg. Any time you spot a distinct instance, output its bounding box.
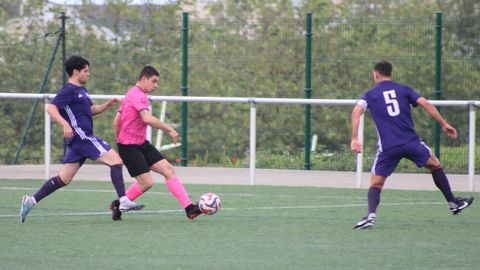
[97,149,145,214]
[117,143,152,201]
[150,159,202,220]
[354,148,398,229]
[407,140,474,214]
[19,145,84,223]
[424,155,474,214]
[353,174,386,230]
[130,172,154,199]
[96,149,126,197]
[77,136,144,219]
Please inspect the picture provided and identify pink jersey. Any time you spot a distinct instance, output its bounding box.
[117,85,149,145]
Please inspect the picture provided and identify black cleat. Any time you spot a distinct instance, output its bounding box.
[353,215,376,230]
[109,199,122,221]
[185,203,203,220]
[450,196,474,215]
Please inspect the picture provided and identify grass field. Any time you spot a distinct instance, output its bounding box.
[1,179,479,270]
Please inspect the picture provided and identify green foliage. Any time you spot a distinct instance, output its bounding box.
[0,1,479,173]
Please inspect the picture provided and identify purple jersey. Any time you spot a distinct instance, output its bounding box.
[51,83,93,144]
[357,80,422,151]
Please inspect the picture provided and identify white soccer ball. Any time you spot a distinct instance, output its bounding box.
[198,192,221,215]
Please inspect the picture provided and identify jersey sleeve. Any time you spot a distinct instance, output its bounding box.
[356,93,368,111]
[131,94,149,112]
[406,87,422,107]
[51,87,74,109]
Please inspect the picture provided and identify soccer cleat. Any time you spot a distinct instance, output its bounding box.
[450,196,474,215]
[109,199,122,221]
[353,215,376,230]
[119,199,145,212]
[20,195,35,223]
[185,203,203,220]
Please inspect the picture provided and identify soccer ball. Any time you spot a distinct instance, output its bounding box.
[198,192,221,215]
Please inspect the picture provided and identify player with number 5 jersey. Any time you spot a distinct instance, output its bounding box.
[350,60,474,229]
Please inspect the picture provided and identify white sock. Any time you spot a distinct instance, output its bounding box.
[119,195,131,204]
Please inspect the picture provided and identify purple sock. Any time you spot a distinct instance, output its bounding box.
[431,168,456,203]
[110,165,126,198]
[367,187,381,214]
[33,176,65,203]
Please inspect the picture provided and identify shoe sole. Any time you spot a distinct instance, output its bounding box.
[120,204,145,212]
[354,223,375,230]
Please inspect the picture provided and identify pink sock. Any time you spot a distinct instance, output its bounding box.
[166,176,192,208]
[126,182,144,201]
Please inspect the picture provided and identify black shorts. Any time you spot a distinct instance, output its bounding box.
[117,141,165,177]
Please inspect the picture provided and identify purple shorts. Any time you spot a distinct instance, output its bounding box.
[371,140,431,177]
[64,135,111,164]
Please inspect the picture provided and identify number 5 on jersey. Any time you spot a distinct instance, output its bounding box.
[383,90,400,116]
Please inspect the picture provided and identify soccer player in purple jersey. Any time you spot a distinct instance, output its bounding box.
[350,60,474,229]
[19,56,144,223]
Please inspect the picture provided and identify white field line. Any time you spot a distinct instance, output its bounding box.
[0,186,368,199]
[0,202,443,219]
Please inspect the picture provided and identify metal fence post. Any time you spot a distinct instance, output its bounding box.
[60,12,67,85]
[434,12,442,159]
[304,12,312,170]
[181,12,189,166]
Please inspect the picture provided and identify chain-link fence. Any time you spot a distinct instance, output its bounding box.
[1,13,479,174]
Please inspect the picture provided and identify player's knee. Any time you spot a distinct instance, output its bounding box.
[162,165,176,179]
[143,178,154,190]
[112,157,123,166]
[427,163,442,172]
[425,159,442,171]
[370,183,384,190]
[58,175,73,185]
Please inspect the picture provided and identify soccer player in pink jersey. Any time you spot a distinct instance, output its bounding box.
[110,66,202,221]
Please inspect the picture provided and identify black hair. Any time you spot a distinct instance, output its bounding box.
[65,55,90,77]
[138,66,159,81]
[374,60,392,77]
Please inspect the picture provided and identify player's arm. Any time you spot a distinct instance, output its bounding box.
[350,104,365,153]
[416,97,457,139]
[91,98,121,116]
[113,112,121,141]
[47,103,74,138]
[139,110,179,144]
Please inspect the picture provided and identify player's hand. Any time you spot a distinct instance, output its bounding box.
[350,139,362,154]
[168,129,179,144]
[63,124,74,139]
[107,98,121,108]
[442,123,457,139]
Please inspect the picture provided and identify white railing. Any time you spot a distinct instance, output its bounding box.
[1,92,478,190]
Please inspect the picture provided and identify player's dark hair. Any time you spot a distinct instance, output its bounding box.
[65,56,90,77]
[374,60,392,77]
[139,66,159,81]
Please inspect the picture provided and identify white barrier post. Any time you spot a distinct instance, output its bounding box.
[249,101,256,185]
[155,101,168,149]
[44,101,51,180]
[468,103,476,191]
[356,114,364,188]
